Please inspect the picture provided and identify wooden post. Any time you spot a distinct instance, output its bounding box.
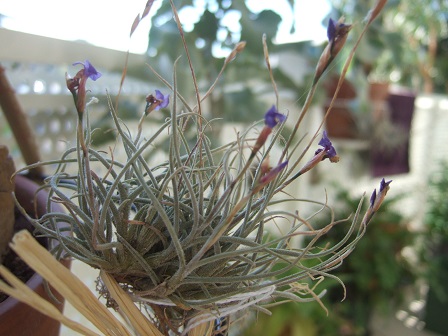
[0,64,43,178]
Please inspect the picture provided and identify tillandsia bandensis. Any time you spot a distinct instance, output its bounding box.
[14,0,391,335]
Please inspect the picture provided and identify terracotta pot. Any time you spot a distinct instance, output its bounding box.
[0,174,70,336]
[368,81,390,101]
[324,102,359,139]
[323,75,359,139]
[324,75,357,100]
[370,90,416,177]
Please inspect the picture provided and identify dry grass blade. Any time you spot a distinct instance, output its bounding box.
[169,0,202,123]
[0,265,98,336]
[130,0,155,37]
[187,320,214,336]
[100,270,164,336]
[367,0,388,23]
[262,34,279,108]
[9,230,132,336]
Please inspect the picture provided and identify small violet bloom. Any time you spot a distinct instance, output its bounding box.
[154,90,170,110]
[250,105,286,159]
[315,18,351,83]
[326,18,351,51]
[327,18,344,44]
[295,131,339,177]
[264,105,286,129]
[66,60,102,117]
[145,90,170,115]
[315,131,339,163]
[72,60,102,81]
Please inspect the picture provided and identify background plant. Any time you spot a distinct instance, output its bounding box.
[330,0,448,93]
[143,0,331,133]
[419,161,448,300]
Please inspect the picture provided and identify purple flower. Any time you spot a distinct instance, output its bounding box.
[314,18,351,84]
[144,90,170,115]
[67,60,101,117]
[154,90,170,110]
[315,131,338,162]
[250,106,286,159]
[73,60,102,81]
[370,178,392,211]
[327,18,337,43]
[326,18,350,46]
[379,178,392,193]
[324,18,351,66]
[294,131,339,177]
[264,105,286,128]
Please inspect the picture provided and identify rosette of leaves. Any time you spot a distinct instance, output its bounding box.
[27,93,366,334]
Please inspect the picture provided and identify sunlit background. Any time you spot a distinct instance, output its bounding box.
[0,0,331,54]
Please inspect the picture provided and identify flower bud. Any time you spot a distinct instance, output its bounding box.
[314,18,352,83]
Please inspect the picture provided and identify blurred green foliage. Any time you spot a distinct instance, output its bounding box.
[424,162,448,244]
[146,0,320,124]
[420,161,448,300]
[330,0,448,93]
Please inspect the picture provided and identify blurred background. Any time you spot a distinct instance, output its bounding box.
[0,0,447,335]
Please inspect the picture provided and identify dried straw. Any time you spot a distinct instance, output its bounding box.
[6,230,131,335]
[100,270,163,336]
[1,230,219,336]
[0,265,98,336]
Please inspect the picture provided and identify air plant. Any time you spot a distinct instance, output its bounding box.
[3,0,390,335]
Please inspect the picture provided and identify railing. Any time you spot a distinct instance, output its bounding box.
[0,28,153,169]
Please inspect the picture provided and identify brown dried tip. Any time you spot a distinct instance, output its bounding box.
[235,41,246,53]
[367,0,388,24]
[130,15,141,37]
[225,41,247,63]
[144,94,161,115]
[65,73,79,95]
[329,155,340,163]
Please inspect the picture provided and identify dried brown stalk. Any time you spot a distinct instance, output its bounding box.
[0,65,43,177]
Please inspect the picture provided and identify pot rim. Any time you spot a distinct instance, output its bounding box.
[0,174,68,314]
